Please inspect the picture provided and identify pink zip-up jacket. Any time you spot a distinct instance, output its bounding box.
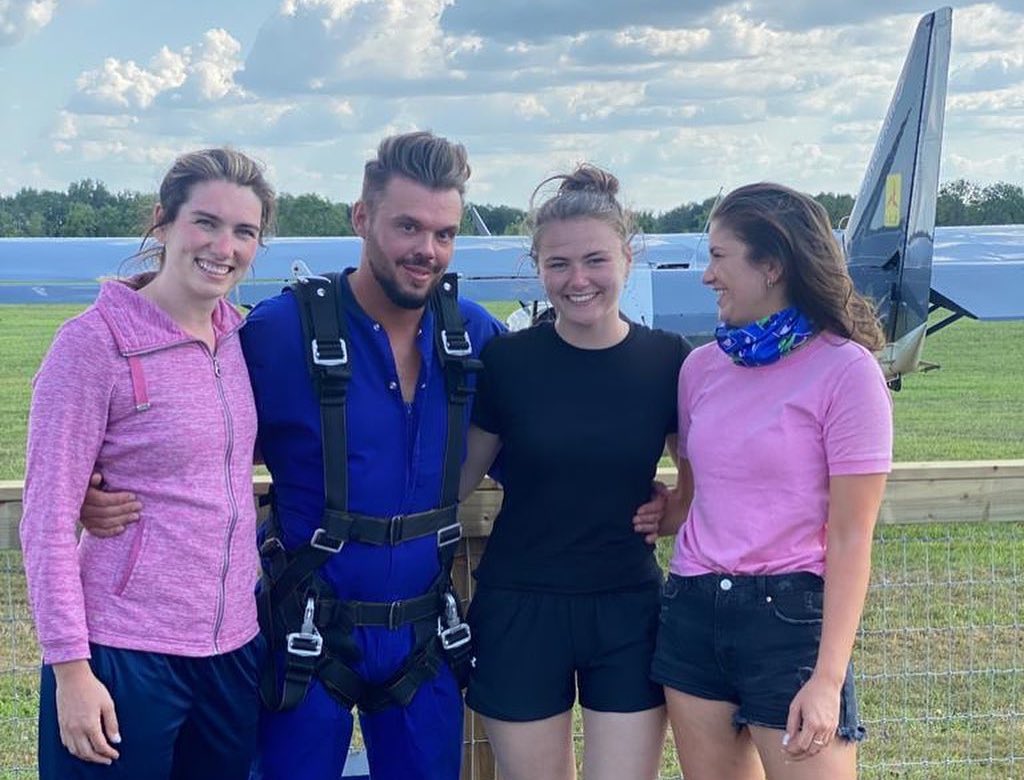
[21,281,260,664]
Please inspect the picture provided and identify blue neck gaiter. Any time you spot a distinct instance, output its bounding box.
[715,307,814,367]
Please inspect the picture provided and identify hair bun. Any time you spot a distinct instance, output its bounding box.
[557,164,619,198]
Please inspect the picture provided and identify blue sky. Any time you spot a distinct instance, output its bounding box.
[1,1,1022,211]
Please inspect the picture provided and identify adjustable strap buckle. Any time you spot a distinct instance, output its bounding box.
[439,623,471,651]
[311,338,348,367]
[258,535,288,581]
[438,592,471,650]
[440,329,472,357]
[436,521,462,549]
[286,597,323,658]
[259,535,285,558]
[310,528,345,554]
[388,515,405,547]
[387,601,402,631]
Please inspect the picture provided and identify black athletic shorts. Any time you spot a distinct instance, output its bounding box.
[465,583,665,722]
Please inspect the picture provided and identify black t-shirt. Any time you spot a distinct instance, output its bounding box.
[471,321,690,593]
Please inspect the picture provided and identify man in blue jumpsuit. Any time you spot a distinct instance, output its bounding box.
[244,132,502,779]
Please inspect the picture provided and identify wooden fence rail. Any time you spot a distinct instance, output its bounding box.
[3,460,1023,551]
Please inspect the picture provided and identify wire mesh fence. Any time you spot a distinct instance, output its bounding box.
[856,522,1023,779]
[2,520,1021,779]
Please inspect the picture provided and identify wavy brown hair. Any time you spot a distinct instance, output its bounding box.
[712,182,884,350]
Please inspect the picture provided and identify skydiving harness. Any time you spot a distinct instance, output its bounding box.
[257,271,480,714]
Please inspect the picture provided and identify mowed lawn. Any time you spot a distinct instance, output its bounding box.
[1,304,1022,479]
[0,305,1022,779]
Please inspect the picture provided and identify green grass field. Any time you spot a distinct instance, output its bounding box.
[1,304,1022,479]
[0,305,1022,778]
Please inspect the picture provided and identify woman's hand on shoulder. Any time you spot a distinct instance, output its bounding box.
[52,659,121,764]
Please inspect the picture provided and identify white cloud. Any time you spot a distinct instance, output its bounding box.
[11,1,1024,211]
[180,28,246,102]
[569,27,712,66]
[74,52,187,111]
[0,0,56,45]
[439,0,719,41]
[52,109,76,141]
[948,87,1024,114]
[951,52,1024,93]
[514,95,549,120]
[944,149,1024,183]
[242,0,454,94]
[953,3,1024,52]
[70,28,244,113]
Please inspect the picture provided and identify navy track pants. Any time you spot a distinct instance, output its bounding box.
[39,638,264,780]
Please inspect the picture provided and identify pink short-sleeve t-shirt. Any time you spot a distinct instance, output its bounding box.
[670,334,893,577]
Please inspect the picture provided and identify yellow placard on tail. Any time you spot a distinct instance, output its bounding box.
[884,173,902,227]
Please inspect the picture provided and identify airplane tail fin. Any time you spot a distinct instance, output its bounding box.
[843,7,952,381]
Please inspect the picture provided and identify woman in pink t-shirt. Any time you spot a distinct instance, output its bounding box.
[641,183,893,780]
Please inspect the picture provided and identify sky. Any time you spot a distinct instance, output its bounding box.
[1,0,1022,212]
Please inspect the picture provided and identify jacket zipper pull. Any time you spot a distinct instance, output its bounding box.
[212,356,221,377]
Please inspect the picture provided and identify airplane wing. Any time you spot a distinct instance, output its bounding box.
[0,235,365,304]
[931,224,1024,321]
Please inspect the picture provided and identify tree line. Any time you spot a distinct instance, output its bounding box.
[1,179,1021,238]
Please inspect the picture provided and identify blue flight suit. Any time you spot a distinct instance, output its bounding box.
[241,270,502,780]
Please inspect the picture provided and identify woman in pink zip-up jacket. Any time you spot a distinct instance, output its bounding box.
[21,148,275,779]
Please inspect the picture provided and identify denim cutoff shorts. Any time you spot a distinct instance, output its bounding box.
[651,571,866,740]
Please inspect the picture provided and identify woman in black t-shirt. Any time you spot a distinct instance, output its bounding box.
[459,164,688,780]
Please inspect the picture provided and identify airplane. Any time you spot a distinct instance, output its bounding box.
[1,7,1022,389]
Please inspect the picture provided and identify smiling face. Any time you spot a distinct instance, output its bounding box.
[536,217,631,346]
[352,174,463,311]
[153,179,263,303]
[704,220,788,327]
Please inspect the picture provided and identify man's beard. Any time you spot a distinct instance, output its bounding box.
[365,234,439,310]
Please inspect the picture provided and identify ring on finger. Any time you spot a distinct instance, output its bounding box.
[812,736,827,746]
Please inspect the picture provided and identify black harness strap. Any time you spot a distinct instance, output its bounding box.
[258,271,479,714]
[431,276,479,511]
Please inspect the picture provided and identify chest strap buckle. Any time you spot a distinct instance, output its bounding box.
[438,592,471,650]
[437,521,462,548]
[310,528,345,554]
[286,597,324,657]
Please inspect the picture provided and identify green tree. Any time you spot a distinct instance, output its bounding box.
[67,179,115,210]
[9,188,67,235]
[466,204,527,236]
[656,196,717,233]
[276,193,351,236]
[936,179,979,226]
[2,177,1021,239]
[24,210,45,236]
[813,192,856,228]
[62,202,99,236]
[634,209,657,234]
[973,182,1024,225]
